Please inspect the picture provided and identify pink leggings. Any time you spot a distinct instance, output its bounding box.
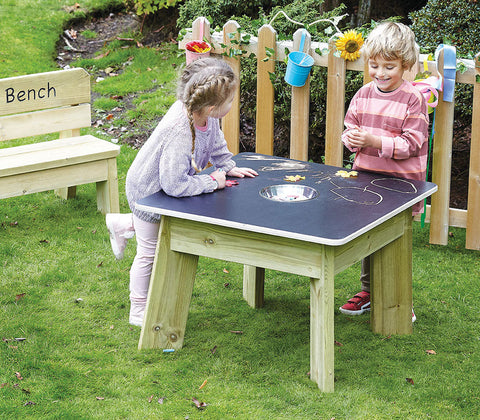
[130,215,160,308]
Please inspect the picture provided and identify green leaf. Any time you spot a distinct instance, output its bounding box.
[456,62,468,74]
[268,71,276,84]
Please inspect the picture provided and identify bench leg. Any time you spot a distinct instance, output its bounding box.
[96,158,120,214]
[55,186,76,200]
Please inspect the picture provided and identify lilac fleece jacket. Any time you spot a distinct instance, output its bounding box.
[126,100,237,223]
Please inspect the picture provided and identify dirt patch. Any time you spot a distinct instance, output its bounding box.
[56,9,179,148]
[57,9,178,62]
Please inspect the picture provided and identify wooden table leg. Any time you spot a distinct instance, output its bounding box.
[309,246,335,392]
[138,217,199,350]
[243,265,265,308]
[371,209,413,335]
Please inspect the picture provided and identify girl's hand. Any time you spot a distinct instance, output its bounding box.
[226,167,258,178]
[210,169,226,189]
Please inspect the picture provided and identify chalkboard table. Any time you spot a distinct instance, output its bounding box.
[135,153,437,392]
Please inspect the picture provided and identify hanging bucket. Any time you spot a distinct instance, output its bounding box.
[284,31,314,87]
[185,25,211,64]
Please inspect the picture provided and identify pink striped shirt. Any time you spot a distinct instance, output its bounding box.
[342,80,429,214]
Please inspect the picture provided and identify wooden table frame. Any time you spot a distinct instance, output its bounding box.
[138,207,413,392]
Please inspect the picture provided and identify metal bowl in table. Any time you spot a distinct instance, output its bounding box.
[259,184,318,202]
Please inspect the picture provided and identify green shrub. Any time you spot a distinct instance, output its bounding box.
[126,0,182,16]
[177,0,291,29]
[410,0,480,56]
[410,0,479,119]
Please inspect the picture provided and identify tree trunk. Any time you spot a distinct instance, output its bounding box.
[355,0,372,26]
[319,0,342,14]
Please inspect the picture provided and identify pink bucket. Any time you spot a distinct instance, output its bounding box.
[185,25,211,64]
[185,41,212,64]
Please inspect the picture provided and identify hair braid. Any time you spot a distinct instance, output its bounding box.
[177,58,238,172]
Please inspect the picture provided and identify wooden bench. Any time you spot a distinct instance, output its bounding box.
[0,68,120,214]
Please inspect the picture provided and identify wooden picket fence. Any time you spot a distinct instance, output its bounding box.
[180,17,480,250]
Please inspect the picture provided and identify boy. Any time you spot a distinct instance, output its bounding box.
[339,22,429,321]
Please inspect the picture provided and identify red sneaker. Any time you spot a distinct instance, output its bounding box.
[339,291,370,315]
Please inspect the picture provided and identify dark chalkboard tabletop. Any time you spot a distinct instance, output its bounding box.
[136,153,437,245]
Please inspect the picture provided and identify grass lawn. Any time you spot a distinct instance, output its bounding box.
[1,1,480,419]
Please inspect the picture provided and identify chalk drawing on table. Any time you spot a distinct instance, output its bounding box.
[239,155,310,172]
[241,155,280,161]
[330,184,383,205]
[258,162,310,172]
[311,172,334,182]
[310,172,418,205]
[371,178,418,194]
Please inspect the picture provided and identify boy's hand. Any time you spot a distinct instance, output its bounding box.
[227,167,258,178]
[346,127,382,149]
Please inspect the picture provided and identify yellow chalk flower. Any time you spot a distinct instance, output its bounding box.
[335,30,364,61]
[284,175,305,182]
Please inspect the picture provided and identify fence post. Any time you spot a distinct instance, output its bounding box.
[222,20,241,155]
[465,52,480,250]
[255,25,277,156]
[289,29,311,161]
[429,49,455,245]
[191,16,210,43]
[324,39,346,167]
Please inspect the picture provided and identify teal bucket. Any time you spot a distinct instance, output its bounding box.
[284,31,314,87]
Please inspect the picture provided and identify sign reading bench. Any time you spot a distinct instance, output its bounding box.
[5,82,57,103]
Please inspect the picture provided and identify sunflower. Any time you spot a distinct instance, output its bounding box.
[335,30,364,61]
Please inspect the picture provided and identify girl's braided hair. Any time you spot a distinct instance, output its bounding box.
[177,58,238,165]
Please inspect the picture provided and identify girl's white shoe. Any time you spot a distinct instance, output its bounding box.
[129,299,145,327]
[106,213,135,260]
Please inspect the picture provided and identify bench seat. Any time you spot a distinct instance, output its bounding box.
[0,135,120,212]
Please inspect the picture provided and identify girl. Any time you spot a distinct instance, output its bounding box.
[106,58,258,326]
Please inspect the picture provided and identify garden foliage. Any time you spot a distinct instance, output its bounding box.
[177,0,291,29]
[126,0,182,16]
[410,0,480,119]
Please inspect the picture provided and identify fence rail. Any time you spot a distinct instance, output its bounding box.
[180,17,480,250]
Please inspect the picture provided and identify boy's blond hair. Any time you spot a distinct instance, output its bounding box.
[363,22,418,70]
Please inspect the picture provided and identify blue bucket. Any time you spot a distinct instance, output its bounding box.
[284,31,314,87]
